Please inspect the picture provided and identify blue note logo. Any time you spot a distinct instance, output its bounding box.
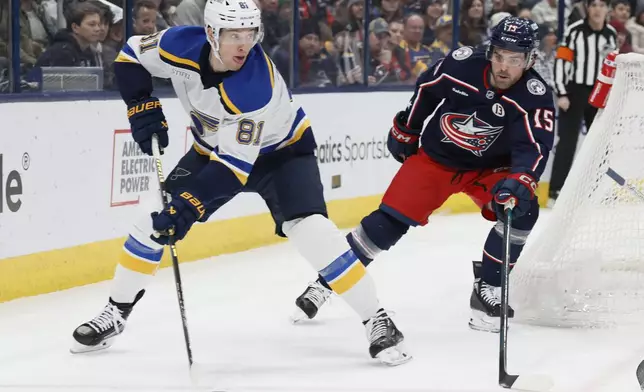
[440,112,503,157]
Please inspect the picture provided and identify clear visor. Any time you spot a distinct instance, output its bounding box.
[489,49,528,68]
[219,29,260,45]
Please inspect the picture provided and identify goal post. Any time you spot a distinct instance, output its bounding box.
[510,53,644,328]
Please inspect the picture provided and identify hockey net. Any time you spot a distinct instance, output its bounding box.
[510,53,644,328]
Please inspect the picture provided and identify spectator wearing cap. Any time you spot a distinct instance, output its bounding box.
[626,4,644,53]
[273,19,340,87]
[428,15,460,64]
[400,13,432,77]
[368,17,412,84]
[420,0,445,45]
[35,1,101,67]
[532,23,557,88]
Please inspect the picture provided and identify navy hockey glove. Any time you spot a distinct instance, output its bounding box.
[492,173,537,219]
[387,111,421,163]
[151,190,206,245]
[127,97,169,155]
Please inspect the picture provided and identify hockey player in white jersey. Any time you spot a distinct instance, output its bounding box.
[69,0,409,366]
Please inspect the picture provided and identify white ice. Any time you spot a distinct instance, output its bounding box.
[1,212,643,392]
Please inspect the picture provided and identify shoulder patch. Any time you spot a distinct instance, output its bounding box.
[527,78,546,96]
[452,46,473,60]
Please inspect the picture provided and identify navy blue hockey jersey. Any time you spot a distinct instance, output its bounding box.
[403,46,555,180]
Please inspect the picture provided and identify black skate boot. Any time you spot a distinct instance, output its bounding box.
[468,279,514,333]
[71,289,145,353]
[291,280,333,323]
[364,309,411,366]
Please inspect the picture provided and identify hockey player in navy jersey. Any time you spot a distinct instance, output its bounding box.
[293,17,555,333]
[69,0,410,365]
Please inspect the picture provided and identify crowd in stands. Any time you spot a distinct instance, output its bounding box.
[0,0,642,92]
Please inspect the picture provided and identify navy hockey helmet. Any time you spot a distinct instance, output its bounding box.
[486,16,539,68]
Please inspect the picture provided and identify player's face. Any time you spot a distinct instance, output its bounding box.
[218,28,257,71]
[489,48,526,89]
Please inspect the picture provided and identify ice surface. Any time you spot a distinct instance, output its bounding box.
[0,213,642,392]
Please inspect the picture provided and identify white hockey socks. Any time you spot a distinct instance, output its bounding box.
[283,214,381,321]
[110,214,164,304]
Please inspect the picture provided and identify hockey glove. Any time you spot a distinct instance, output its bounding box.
[491,173,537,220]
[387,111,421,164]
[127,97,169,155]
[150,190,206,245]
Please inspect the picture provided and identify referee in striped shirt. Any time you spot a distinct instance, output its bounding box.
[549,0,616,202]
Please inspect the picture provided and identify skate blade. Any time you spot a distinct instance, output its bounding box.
[290,307,311,324]
[70,338,114,354]
[375,344,413,366]
[468,310,501,333]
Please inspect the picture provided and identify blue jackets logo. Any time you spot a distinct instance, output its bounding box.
[439,112,503,157]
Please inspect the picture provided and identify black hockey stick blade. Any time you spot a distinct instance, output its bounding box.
[499,207,554,392]
[636,359,644,390]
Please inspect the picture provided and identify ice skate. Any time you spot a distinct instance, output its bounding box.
[364,309,411,366]
[291,280,332,323]
[70,290,145,353]
[468,280,514,333]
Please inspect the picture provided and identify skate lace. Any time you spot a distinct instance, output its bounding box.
[366,310,395,344]
[88,303,125,333]
[305,282,332,308]
[480,283,502,307]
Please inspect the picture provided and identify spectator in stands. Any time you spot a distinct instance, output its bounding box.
[517,7,533,19]
[174,0,205,26]
[36,1,101,67]
[421,0,445,45]
[610,19,634,51]
[388,18,404,46]
[133,0,158,35]
[400,13,431,77]
[428,15,458,64]
[0,0,46,70]
[532,0,566,29]
[532,23,557,88]
[626,5,644,52]
[611,0,631,23]
[488,0,505,18]
[273,19,340,87]
[21,0,52,48]
[262,0,290,53]
[102,7,123,89]
[87,0,113,68]
[374,0,404,23]
[368,17,411,84]
[459,0,487,46]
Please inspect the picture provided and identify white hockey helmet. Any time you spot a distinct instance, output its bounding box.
[204,0,263,56]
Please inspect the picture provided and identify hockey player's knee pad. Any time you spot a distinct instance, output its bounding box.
[356,209,410,252]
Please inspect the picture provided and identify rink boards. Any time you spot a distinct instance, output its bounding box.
[0,92,549,302]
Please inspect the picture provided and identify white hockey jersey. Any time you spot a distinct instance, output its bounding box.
[115,26,312,185]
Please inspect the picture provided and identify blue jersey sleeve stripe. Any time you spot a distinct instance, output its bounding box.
[121,43,138,60]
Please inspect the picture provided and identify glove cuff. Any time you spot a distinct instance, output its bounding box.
[507,173,537,198]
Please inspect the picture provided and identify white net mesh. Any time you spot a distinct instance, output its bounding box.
[511,53,644,328]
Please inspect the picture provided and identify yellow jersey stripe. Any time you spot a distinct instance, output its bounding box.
[218,83,242,114]
[263,51,275,89]
[159,48,200,71]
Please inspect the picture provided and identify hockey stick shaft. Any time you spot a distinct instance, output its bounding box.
[606,167,644,202]
[151,136,194,368]
[499,206,518,387]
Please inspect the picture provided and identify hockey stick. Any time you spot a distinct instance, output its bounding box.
[151,135,194,369]
[606,167,644,202]
[499,205,554,391]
